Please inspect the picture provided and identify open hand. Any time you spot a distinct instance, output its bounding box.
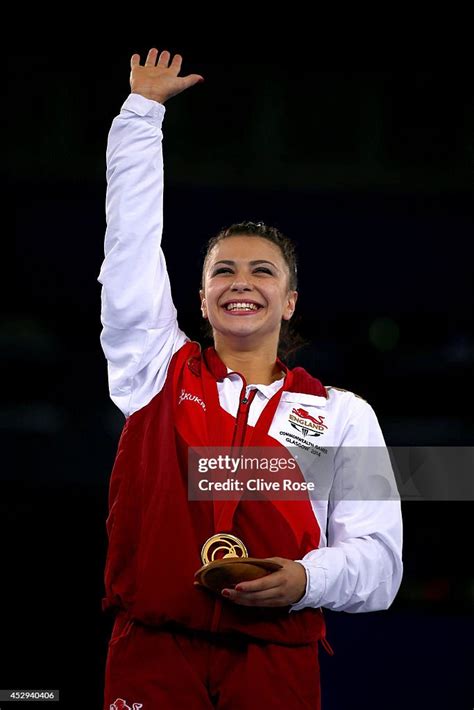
[130,48,204,104]
[221,557,308,607]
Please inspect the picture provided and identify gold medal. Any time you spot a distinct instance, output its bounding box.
[196,533,282,594]
[200,533,248,565]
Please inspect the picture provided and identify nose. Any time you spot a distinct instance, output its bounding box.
[230,280,252,292]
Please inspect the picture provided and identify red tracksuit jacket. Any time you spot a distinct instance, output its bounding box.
[102,341,328,646]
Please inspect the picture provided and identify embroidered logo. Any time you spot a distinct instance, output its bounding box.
[178,388,206,411]
[110,700,143,710]
[289,408,327,438]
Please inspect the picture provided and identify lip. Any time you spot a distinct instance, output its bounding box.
[221,299,264,308]
[220,300,264,316]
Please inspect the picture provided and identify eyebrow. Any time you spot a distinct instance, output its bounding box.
[212,259,278,268]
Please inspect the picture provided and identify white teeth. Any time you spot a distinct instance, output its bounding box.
[225,302,259,311]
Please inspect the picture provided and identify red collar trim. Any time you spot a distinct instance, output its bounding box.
[202,346,228,380]
[189,346,326,398]
[288,367,327,398]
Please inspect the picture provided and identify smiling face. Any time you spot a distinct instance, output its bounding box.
[200,235,298,352]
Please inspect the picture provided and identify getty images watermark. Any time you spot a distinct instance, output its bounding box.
[187,446,474,501]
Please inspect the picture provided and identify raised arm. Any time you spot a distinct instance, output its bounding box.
[97,49,204,417]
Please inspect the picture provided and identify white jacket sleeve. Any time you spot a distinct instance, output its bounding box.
[292,396,403,613]
[97,94,188,417]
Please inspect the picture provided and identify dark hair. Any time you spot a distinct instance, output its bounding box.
[202,221,298,291]
[200,221,306,361]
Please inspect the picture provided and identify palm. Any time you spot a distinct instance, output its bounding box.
[130,48,203,104]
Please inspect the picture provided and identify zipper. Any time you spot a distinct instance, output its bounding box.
[231,386,258,447]
[210,383,257,634]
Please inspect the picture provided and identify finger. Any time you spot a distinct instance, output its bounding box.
[234,572,284,594]
[130,53,141,68]
[145,48,158,67]
[180,74,205,90]
[157,49,171,67]
[169,53,183,74]
[223,582,281,603]
[236,588,282,602]
[224,587,287,606]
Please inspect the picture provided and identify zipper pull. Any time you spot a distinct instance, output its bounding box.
[320,636,335,656]
[241,386,257,406]
[318,607,334,655]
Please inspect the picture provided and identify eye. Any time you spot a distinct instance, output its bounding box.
[212,267,234,275]
[254,267,273,274]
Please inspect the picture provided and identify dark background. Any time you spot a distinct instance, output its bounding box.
[4,43,473,709]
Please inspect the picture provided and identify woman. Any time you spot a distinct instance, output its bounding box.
[98,48,403,710]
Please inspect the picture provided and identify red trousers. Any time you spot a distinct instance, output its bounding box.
[104,611,321,709]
